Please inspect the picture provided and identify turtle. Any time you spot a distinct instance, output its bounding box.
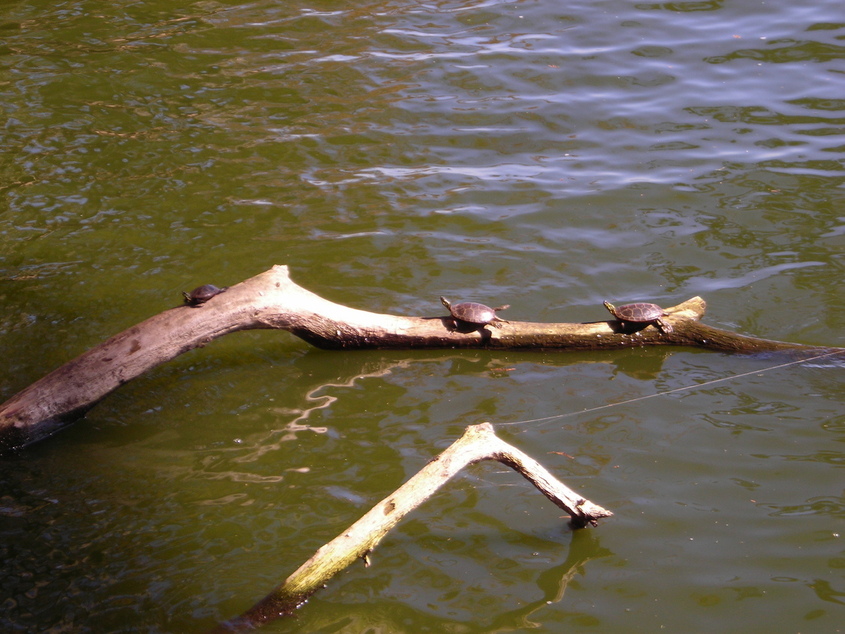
[183,284,227,307]
[603,301,673,334]
[440,296,509,330]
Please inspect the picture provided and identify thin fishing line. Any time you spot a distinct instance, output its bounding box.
[498,348,844,428]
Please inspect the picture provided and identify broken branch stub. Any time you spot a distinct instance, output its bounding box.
[210,423,611,633]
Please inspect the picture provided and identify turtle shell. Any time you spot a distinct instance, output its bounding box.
[610,302,665,323]
[183,284,226,306]
[450,301,498,324]
[440,296,509,328]
[603,301,673,334]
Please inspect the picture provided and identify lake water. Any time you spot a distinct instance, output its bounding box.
[1,0,843,632]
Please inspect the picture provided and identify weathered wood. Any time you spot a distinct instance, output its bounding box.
[209,422,612,633]
[1,264,838,450]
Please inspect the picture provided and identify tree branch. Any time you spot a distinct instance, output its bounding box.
[209,422,612,633]
[1,265,838,450]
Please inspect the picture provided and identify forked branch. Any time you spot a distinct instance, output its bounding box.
[209,422,612,633]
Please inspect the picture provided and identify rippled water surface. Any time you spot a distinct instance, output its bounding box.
[1,0,843,632]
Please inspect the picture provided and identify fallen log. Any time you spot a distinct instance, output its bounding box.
[208,422,612,633]
[1,264,838,450]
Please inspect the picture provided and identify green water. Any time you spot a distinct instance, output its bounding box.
[1,0,843,632]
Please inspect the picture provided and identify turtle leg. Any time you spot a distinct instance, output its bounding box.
[491,302,510,328]
[655,318,673,334]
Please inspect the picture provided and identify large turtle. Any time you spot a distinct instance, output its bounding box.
[183,284,227,307]
[603,301,673,334]
[440,296,509,330]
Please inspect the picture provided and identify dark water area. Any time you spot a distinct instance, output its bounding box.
[1,0,843,632]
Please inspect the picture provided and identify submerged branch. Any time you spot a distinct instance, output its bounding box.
[209,422,612,633]
[1,264,838,450]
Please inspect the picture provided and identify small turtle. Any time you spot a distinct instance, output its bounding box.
[183,284,227,307]
[440,296,509,330]
[603,301,673,334]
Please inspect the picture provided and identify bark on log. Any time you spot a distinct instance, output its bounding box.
[209,422,612,633]
[1,264,839,451]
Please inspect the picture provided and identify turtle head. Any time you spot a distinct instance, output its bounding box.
[440,296,451,309]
